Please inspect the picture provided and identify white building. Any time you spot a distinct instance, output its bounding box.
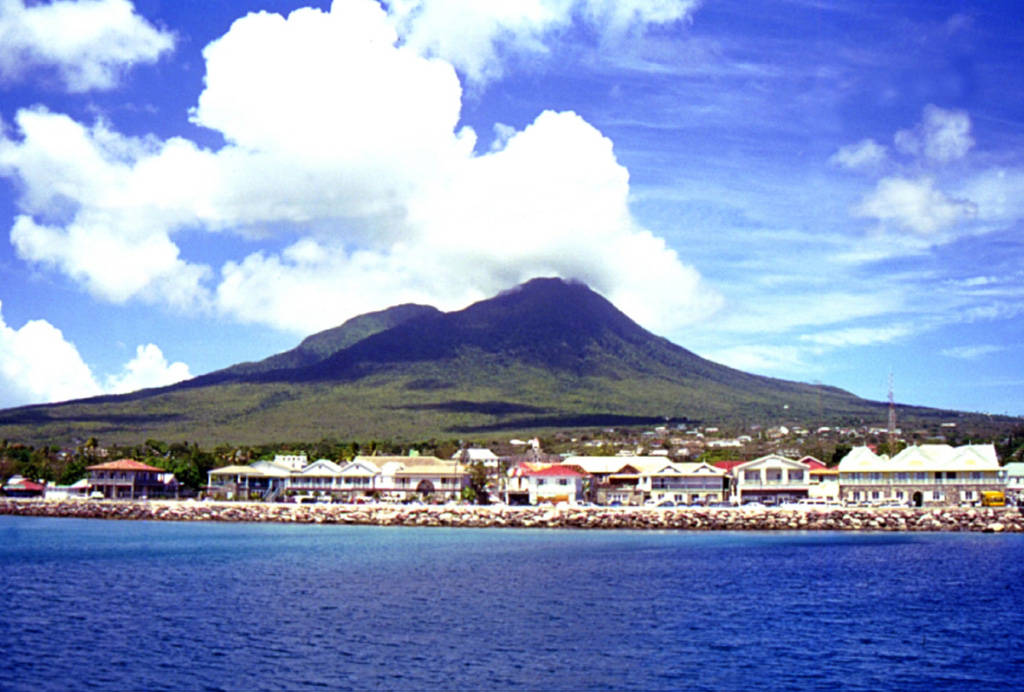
[838,444,1002,507]
[729,455,810,505]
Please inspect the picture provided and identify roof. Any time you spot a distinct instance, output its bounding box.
[87,458,162,472]
[451,448,499,461]
[838,444,1000,472]
[712,460,746,471]
[645,462,726,477]
[394,462,467,477]
[4,477,45,491]
[798,456,826,470]
[522,464,584,478]
[733,455,809,472]
[562,455,668,475]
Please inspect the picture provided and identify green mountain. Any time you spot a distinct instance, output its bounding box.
[0,278,998,446]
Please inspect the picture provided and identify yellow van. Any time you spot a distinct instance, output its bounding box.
[981,491,1006,507]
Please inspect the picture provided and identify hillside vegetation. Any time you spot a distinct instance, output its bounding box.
[0,278,1009,446]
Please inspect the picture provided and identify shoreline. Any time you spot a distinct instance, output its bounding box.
[1,498,1022,532]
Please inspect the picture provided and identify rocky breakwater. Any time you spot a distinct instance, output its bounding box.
[1,498,1023,532]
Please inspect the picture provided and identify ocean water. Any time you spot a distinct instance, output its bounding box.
[1,517,1022,691]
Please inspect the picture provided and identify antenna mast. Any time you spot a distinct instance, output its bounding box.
[887,370,896,455]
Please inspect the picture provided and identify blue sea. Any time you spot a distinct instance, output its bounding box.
[1,516,1022,691]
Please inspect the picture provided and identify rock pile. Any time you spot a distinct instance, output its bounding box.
[1,498,1022,532]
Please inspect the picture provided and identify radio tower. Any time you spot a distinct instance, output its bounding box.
[887,370,897,455]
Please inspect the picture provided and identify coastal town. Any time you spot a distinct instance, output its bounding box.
[4,419,1024,516]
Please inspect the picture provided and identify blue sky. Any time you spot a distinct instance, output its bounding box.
[1,0,1022,417]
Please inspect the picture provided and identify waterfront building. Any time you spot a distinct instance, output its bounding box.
[728,455,810,505]
[838,444,1002,507]
[369,456,469,501]
[561,456,668,505]
[516,464,586,505]
[1003,462,1024,504]
[207,461,291,501]
[88,459,178,499]
[288,459,345,496]
[636,462,729,505]
[2,475,45,498]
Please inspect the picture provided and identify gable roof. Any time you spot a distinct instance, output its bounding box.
[839,444,1000,472]
[522,464,584,478]
[87,458,162,472]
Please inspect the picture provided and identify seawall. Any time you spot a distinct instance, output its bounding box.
[1,498,1022,532]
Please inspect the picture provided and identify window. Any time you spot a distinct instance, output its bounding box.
[766,470,782,483]
[946,472,957,480]
[964,490,974,500]
[788,470,805,483]
[871,491,880,499]
[896,491,904,500]
[970,472,983,480]
[895,472,909,482]
[744,470,760,483]
[537,478,546,486]
[558,479,569,486]
[932,491,944,501]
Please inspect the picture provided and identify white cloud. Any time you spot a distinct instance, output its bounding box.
[941,344,1003,360]
[0,302,192,407]
[893,104,974,163]
[386,0,698,84]
[699,344,809,375]
[854,176,977,234]
[799,325,911,348]
[104,344,191,394]
[0,0,173,91]
[829,138,887,170]
[0,300,101,407]
[0,0,721,337]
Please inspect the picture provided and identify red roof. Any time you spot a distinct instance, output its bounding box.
[523,464,584,478]
[4,478,45,491]
[87,458,163,472]
[713,460,746,471]
[799,456,826,470]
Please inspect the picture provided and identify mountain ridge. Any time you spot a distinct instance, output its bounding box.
[0,277,1001,446]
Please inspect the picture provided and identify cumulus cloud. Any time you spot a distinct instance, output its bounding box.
[893,104,974,163]
[386,0,699,84]
[104,344,191,394]
[0,302,191,407]
[0,0,720,337]
[854,176,977,234]
[829,138,887,170]
[0,301,101,407]
[0,0,173,91]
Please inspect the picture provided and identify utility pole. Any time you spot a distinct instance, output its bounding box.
[887,370,897,456]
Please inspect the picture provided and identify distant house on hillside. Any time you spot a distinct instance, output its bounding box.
[451,448,500,468]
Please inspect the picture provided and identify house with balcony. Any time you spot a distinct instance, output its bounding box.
[1003,462,1024,504]
[838,444,1002,507]
[562,456,669,505]
[728,455,810,505]
[371,456,468,501]
[207,460,291,500]
[288,459,345,497]
[88,459,179,499]
[638,462,728,505]
[517,464,586,505]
